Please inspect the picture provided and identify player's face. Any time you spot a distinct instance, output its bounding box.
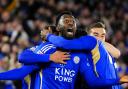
[89,28,106,41]
[57,14,77,39]
[40,26,53,41]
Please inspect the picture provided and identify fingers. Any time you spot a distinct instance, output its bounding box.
[61,55,70,60]
[57,55,70,64]
[62,57,70,60]
[59,52,70,57]
[59,61,67,64]
[61,52,70,55]
[50,51,71,64]
[54,51,70,58]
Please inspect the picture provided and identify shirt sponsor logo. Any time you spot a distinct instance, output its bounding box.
[55,68,75,82]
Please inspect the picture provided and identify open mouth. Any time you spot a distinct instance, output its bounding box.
[67,29,74,36]
[67,29,73,32]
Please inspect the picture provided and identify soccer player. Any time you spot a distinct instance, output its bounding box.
[85,22,120,59]
[0,46,69,89]
[0,26,69,89]
[43,12,128,89]
[19,11,128,89]
[85,22,122,88]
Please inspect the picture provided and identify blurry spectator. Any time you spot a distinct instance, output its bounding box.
[0,11,11,23]
[10,18,29,44]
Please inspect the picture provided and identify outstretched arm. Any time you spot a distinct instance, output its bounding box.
[47,34,97,50]
[0,65,39,80]
[18,49,70,64]
[18,49,50,64]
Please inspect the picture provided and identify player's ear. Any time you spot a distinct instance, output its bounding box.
[56,24,61,32]
[48,26,52,33]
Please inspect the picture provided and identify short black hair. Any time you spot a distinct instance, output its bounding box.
[86,22,106,34]
[55,11,73,26]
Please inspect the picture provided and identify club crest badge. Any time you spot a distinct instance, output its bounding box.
[73,56,80,64]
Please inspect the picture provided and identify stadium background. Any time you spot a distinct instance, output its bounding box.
[0,0,128,89]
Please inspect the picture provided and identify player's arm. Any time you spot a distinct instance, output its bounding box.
[18,49,70,64]
[18,49,50,64]
[47,34,97,50]
[104,42,121,58]
[79,57,120,88]
[0,65,39,80]
[80,66,120,88]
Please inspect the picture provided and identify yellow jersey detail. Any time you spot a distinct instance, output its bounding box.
[91,42,100,77]
[24,75,31,89]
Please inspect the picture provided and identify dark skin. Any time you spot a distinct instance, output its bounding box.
[41,15,77,40]
[41,25,70,64]
[41,14,77,64]
[41,16,128,83]
[56,14,77,39]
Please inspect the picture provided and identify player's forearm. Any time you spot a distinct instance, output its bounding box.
[18,49,50,64]
[105,42,121,58]
[80,61,120,88]
[0,65,39,80]
[47,34,97,50]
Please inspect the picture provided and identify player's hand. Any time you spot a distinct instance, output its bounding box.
[120,75,128,83]
[50,51,70,64]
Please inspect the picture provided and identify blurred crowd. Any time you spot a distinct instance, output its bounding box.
[0,0,128,89]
